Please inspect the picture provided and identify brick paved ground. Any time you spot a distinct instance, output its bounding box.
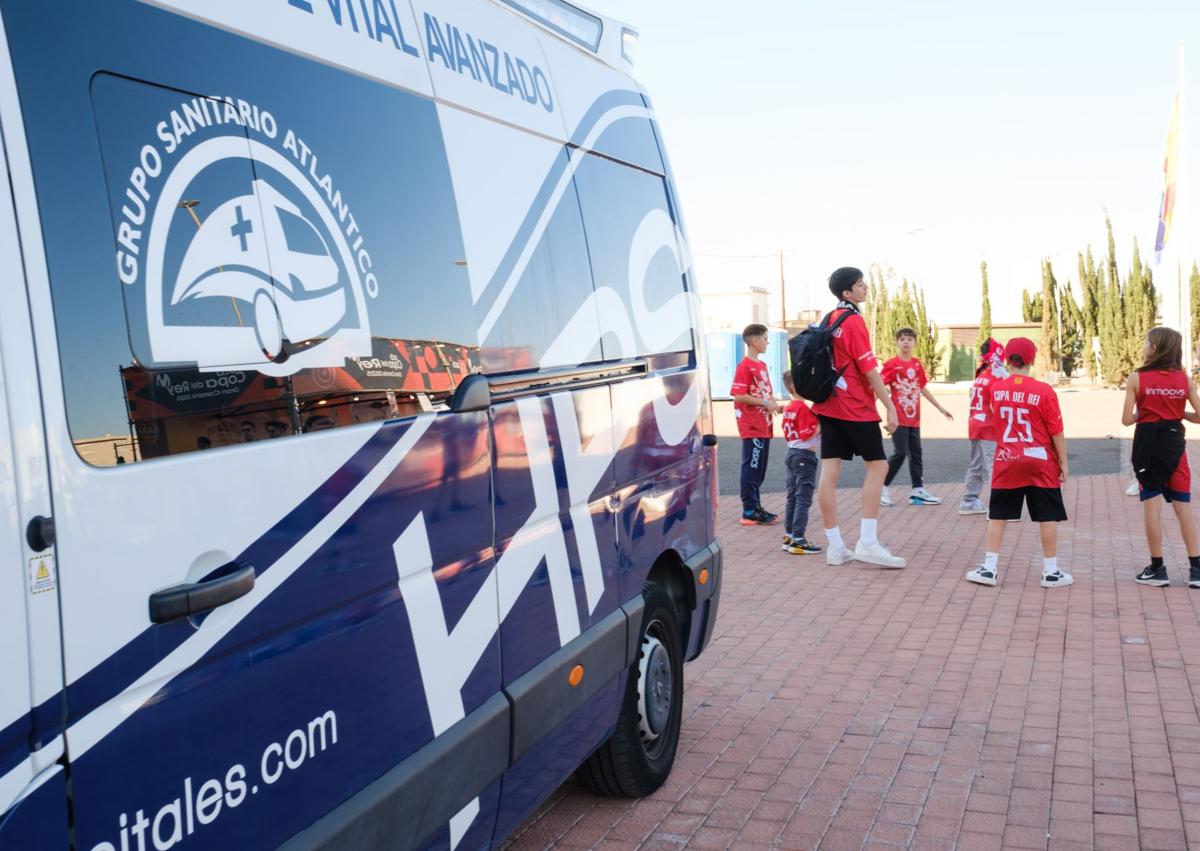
[507,463,1200,850]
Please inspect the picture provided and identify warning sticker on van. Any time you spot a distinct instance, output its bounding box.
[29,554,56,595]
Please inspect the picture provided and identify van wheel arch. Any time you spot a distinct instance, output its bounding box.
[646,550,691,649]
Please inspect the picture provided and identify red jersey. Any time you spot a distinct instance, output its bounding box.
[968,368,1001,441]
[730,357,773,438]
[782,399,819,446]
[811,308,880,422]
[989,374,1064,489]
[1136,369,1188,423]
[881,357,927,427]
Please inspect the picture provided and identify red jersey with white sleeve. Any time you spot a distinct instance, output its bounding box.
[881,357,927,428]
[730,357,773,438]
[1136,369,1188,422]
[782,399,819,448]
[968,368,1002,441]
[989,374,1064,489]
[811,307,880,422]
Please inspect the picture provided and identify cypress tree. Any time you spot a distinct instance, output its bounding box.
[1191,262,1200,348]
[1040,259,1061,376]
[869,266,890,352]
[1022,289,1043,323]
[1060,281,1084,378]
[1081,248,1101,378]
[1123,239,1156,372]
[1105,214,1119,292]
[977,261,993,352]
[1099,262,1126,384]
[865,268,878,344]
[915,285,943,376]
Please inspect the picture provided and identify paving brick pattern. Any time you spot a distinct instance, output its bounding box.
[507,467,1200,850]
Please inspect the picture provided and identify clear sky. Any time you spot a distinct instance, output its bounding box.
[587,0,1200,324]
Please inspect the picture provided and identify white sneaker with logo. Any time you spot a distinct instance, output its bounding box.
[910,487,942,505]
[854,541,906,568]
[958,499,987,515]
[826,545,855,566]
[880,487,893,507]
[966,565,997,586]
[1041,570,1074,588]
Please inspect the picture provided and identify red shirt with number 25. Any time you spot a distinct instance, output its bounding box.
[989,374,1064,489]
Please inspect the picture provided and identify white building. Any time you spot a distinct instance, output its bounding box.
[700,287,770,333]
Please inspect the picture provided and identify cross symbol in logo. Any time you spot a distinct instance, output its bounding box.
[230,205,254,251]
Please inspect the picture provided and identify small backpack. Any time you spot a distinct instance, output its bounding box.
[788,308,857,403]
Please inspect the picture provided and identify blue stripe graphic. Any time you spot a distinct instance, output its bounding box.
[61,421,416,729]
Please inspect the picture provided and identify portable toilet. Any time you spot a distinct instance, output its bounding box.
[706,331,741,399]
[767,328,789,399]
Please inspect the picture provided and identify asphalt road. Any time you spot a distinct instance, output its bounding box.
[717,436,1125,495]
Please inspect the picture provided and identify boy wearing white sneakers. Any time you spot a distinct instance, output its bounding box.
[812,267,906,569]
[880,327,953,507]
[965,338,1073,589]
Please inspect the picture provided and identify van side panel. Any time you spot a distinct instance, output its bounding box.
[1,2,511,848]
[0,767,67,849]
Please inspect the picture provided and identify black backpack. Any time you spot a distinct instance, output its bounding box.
[788,308,857,403]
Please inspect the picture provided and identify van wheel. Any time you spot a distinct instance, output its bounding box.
[576,584,683,797]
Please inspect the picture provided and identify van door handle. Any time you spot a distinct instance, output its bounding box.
[148,563,256,624]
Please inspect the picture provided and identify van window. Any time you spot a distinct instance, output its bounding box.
[55,66,477,464]
[572,153,692,360]
[476,148,601,374]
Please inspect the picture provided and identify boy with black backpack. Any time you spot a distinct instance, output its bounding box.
[792,267,905,568]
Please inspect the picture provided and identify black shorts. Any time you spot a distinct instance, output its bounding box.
[818,415,886,462]
[988,487,1068,523]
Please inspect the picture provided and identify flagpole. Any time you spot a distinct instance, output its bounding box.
[1180,41,1190,373]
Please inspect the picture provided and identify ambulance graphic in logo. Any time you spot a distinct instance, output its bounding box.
[138,126,374,376]
[172,179,343,361]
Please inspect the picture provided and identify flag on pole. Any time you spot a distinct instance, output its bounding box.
[1155,93,1182,264]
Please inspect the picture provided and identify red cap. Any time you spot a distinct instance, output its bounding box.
[1005,337,1037,367]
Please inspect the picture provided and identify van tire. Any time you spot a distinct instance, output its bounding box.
[576,584,683,797]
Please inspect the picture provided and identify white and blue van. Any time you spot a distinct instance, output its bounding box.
[0,0,722,848]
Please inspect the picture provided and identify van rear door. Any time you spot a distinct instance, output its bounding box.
[0,56,66,844]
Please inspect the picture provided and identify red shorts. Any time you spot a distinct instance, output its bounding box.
[1140,452,1192,503]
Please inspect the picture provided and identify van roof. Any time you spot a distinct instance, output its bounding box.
[488,0,636,72]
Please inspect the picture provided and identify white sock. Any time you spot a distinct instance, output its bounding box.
[1043,557,1058,576]
[860,518,878,547]
[983,552,999,572]
[825,527,845,550]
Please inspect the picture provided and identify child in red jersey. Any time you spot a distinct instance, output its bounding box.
[813,267,905,569]
[966,338,1073,588]
[879,327,953,507]
[1122,327,1200,587]
[959,339,1007,515]
[731,323,781,525]
[780,372,822,554]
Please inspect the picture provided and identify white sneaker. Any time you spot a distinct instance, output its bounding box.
[854,541,906,568]
[1125,479,1140,497]
[966,565,997,586]
[910,487,942,505]
[958,499,987,515]
[1041,570,1074,588]
[826,545,855,566]
[880,487,893,507]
